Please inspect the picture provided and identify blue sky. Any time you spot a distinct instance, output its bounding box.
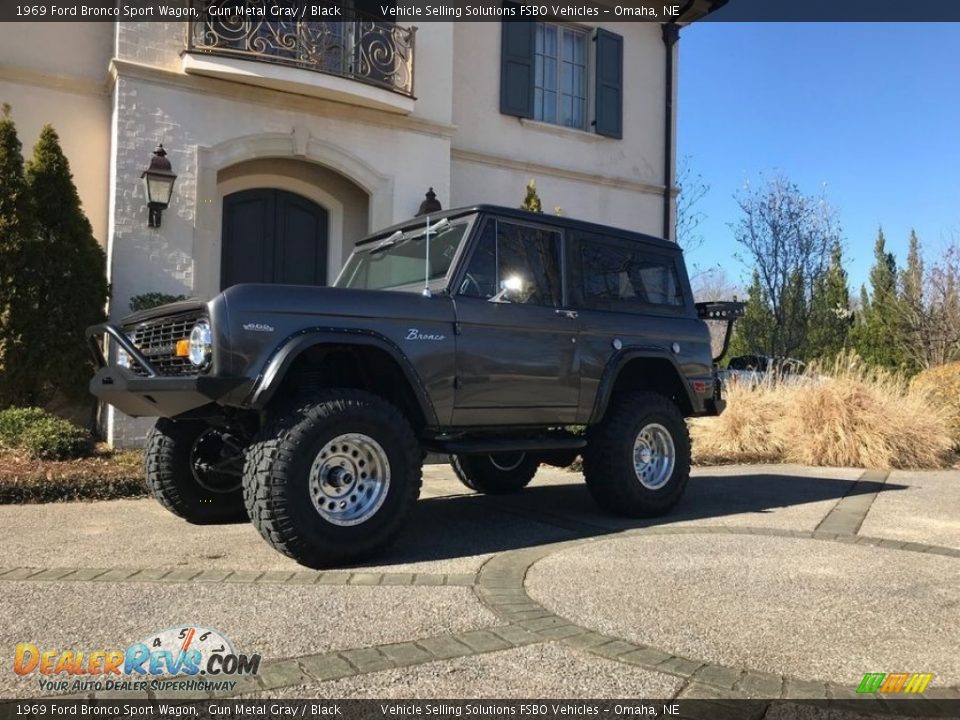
[677,23,960,292]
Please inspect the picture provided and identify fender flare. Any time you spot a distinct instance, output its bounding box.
[246,328,439,426]
[590,347,699,422]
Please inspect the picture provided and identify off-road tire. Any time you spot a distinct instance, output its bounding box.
[144,419,248,524]
[582,391,690,517]
[450,452,539,494]
[243,390,421,568]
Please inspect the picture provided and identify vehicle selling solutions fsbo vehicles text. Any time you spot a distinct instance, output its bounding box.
[380,4,602,18]
[379,4,678,18]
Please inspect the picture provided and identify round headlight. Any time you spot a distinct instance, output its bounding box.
[188,320,213,367]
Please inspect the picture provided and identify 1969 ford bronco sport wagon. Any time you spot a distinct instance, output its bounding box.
[89,206,741,567]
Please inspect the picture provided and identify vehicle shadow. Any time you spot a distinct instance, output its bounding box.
[354,471,906,568]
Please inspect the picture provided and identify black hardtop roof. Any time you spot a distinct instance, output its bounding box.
[356,205,682,252]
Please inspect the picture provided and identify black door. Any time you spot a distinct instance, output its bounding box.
[221,189,328,289]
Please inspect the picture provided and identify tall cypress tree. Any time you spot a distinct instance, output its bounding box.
[806,242,851,359]
[859,285,869,310]
[852,227,902,368]
[0,105,36,406]
[727,271,776,358]
[25,125,108,402]
[897,230,925,372]
[901,230,924,309]
[780,268,808,358]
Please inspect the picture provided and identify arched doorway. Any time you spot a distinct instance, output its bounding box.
[220,188,329,289]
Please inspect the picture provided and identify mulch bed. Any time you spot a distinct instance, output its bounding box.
[0,447,146,504]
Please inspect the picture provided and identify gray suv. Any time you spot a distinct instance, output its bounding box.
[88,205,740,567]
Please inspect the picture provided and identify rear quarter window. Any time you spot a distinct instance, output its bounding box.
[575,233,685,311]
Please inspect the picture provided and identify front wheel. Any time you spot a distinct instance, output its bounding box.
[582,391,690,517]
[450,452,539,494]
[144,419,248,524]
[243,390,421,568]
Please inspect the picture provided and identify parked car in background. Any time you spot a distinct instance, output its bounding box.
[721,355,807,386]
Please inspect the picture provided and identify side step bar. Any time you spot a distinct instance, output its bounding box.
[427,436,586,455]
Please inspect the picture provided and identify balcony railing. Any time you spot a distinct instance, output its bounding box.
[186,4,416,97]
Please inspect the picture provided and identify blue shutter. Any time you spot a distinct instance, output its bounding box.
[594,29,623,138]
[500,19,535,118]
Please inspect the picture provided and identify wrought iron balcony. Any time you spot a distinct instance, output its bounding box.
[186,6,415,97]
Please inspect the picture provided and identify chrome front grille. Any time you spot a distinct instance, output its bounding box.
[126,313,201,377]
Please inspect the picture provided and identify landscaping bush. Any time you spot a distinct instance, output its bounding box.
[911,361,960,450]
[688,377,784,465]
[0,407,49,448]
[0,448,145,504]
[0,406,92,460]
[25,125,109,403]
[19,416,92,460]
[690,352,954,469]
[0,112,109,406]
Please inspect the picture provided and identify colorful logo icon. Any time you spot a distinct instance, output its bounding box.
[857,672,933,694]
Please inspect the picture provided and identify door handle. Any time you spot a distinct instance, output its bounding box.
[556,309,579,320]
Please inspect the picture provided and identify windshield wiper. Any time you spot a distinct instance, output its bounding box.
[368,230,405,255]
[367,223,456,256]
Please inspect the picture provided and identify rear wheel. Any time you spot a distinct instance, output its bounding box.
[243,390,421,568]
[144,419,248,524]
[582,391,690,517]
[450,452,539,494]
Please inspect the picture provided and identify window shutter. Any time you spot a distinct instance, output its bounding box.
[500,19,535,118]
[594,28,623,138]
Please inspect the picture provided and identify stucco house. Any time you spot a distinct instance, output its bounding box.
[0,3,725,446]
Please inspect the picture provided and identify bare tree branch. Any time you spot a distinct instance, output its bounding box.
[676,155,709,255]
[733,174,842,357]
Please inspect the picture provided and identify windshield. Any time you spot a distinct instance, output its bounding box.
[335,216,474,292]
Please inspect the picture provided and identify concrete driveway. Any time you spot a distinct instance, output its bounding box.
[1,463,958,707]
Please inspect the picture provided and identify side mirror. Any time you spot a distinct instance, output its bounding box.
[489,275,527,304]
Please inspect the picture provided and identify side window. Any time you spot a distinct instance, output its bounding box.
[579,236,684,309]
[459,220,563,307]
[458,222,498,299]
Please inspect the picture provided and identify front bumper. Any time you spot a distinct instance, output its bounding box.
[89,366,242,418]
[87,323,241,418]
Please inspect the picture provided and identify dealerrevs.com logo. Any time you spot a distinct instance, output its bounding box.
[14,625,260,694]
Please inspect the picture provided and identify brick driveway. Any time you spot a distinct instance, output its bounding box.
[1,464,958,706]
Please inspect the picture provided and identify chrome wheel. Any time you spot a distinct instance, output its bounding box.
[308,433,391,526]
[489,452,526,472]
[632,423,676,490]
[190,429,244,494]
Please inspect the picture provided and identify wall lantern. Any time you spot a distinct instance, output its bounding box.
[416,187,442,217]
[141,144,177,228]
